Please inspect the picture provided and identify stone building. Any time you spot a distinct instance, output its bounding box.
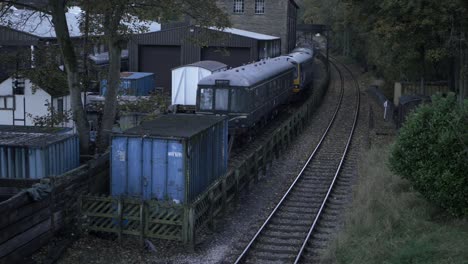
[216,0,299,54]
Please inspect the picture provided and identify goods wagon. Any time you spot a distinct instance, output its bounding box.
[0,131,80,179]
[111,114,228,203]
[171,60,227,111]
[101,72,155,96]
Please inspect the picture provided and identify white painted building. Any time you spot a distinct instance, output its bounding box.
[0,77,73,128]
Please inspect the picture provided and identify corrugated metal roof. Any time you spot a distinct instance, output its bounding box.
[210,27,280,40]
[198,57,294,87]
[0,132,75,148]
[120,72,154,80]
[175,60,228,72]
[0,125,71,134]
[0,6,161,38]
[121,114,226,139]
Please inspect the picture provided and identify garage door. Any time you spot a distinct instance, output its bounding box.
[201,47,251,68]
[139,45,181,92]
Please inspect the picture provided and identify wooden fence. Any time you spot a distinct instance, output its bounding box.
[0,153,109,264]
[80,59,330,247]
[394,81,451,105]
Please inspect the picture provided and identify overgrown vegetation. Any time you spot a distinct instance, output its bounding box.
[389,94,468,216]
[27,101,73,127]
[301,0,468,85]
[321,145,468,264]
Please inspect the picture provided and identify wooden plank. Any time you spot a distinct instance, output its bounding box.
[0,198,50,230]
[0,230,53,264]
[0,206,50,245]
[148,219,183,225]
[0,187,21,196]
[0,179,39,189]
[0,218,51,258]
[0,192,31,214]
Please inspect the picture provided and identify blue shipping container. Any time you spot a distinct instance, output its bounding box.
[111,114,228,204]
[101,72,155,96]
[0,132,80,179]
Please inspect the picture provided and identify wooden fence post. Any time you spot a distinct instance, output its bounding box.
[117,196,123,243]
[221,179,227,216]
[254,152,260,183]
[139,200,144,248]
[234,169,240,202]
[78,195,83,235]
[186,206,195,252]
[208,190,214,230]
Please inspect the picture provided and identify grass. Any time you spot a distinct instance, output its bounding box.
[320,144,468,264]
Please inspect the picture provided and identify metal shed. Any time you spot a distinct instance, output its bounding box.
[100,72,155,96]
[111,114,228,203]
[171,60,227,108]
[0,130,80,179]
[129,26,281,92]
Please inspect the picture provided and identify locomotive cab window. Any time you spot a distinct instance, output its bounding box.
[291,61,299,79]
[200,88,213,110]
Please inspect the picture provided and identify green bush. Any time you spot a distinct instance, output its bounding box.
[389,93,468,216]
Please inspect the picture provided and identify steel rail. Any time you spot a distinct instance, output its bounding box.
[233,56,346,264]
[293,57,360,263]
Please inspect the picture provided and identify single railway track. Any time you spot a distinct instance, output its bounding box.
[233,57,360,264]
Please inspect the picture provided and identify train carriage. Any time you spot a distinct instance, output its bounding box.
[196,57,295,131]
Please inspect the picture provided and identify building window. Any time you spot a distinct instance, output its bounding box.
[0,96,15,110]
[255,0,265,14]
[13,77,25,95]
[233,0,244,13]
[57,98,64,115]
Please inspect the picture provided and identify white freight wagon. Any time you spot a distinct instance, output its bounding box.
[171,61,227,111]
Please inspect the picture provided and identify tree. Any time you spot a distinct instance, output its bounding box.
[0,0,90,154]
[389,94,468,216]
[301,0,468,83]
[86,0,230,151]
[1,0,230,153]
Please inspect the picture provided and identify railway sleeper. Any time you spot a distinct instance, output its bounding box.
[281,201,323,209]
[293,186,330,194]
[296,182,332,190]
[252,243,302,255]
[246,251,296,263]
[270,218,312,226]
[288,192,328,200]
[266,223,310,233]
[277,206,319,216]
[283,199,324,207]
[256,236,303,247]
[263,229,307,240]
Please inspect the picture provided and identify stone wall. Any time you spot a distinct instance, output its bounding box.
[217,0,296,54]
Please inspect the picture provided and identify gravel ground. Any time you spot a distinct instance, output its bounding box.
[34,58,370,264]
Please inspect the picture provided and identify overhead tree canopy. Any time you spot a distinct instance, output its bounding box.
[302,0,467,83]
[0,0,230,154]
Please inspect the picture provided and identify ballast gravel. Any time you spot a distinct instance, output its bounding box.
[45,58,367,264]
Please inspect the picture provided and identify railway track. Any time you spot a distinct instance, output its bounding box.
[233,57,360,264]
